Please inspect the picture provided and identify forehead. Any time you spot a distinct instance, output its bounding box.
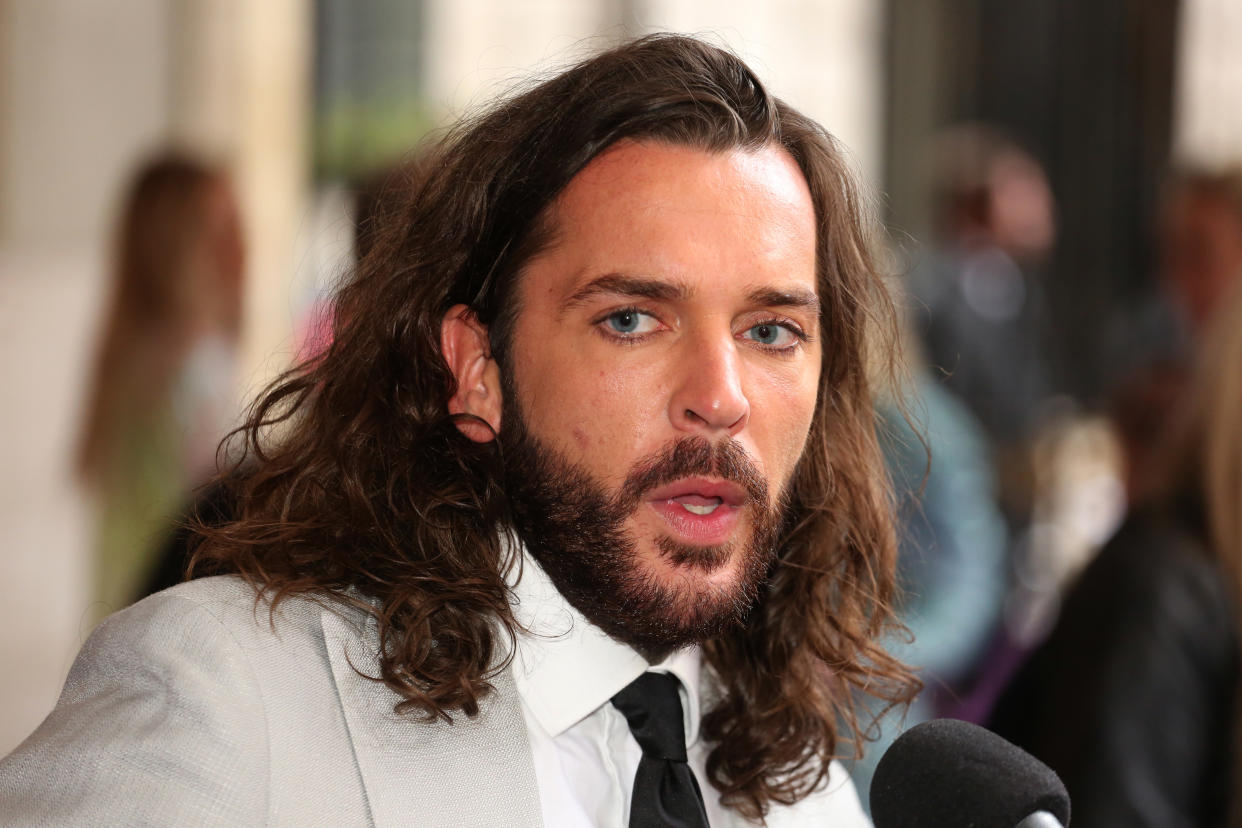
[525,140,818,299]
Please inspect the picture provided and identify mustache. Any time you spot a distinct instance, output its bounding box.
[617,437,769,510]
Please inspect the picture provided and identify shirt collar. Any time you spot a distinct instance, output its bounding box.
[507,547,704,746]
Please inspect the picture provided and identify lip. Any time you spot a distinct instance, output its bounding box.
[644,477,748,507]
[645,477,748,546]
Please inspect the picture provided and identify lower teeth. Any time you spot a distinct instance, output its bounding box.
[683,503,719,516]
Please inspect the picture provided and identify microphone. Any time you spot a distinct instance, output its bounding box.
[869,719,1071,828]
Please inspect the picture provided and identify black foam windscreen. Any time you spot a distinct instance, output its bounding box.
[869,719,1071,828]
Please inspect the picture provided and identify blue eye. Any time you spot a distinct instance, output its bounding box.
[743,323,799,348]
[604,309,659,335]
[608,311,639,333]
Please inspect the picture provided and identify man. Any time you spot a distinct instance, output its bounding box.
[0,35,916,826]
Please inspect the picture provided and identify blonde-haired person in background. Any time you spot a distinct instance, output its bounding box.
[76,154,245,614]
[989,271,1242,826]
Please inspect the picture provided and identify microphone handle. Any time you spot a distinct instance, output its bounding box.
[1016,812,1065,828]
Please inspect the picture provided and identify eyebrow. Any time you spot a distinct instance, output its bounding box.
[564,273,822,315]
[564,274,689,309]
[745,286,821,315]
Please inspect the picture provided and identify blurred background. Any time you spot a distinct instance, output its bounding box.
[1,0,1239,781]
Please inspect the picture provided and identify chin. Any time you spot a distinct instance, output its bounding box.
[646,536,740,582]
[581,535,775,654]
[624,577,761,654]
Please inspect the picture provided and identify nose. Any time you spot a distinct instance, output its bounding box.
[668,331,750,436]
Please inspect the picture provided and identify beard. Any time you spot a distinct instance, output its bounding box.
[499,398,788,654]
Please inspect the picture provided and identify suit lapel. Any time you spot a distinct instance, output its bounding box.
[321,609,543,828]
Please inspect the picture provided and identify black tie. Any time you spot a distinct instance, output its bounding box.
[611,671,711,828]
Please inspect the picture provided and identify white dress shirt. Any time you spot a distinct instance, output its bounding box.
[508,553,871,827]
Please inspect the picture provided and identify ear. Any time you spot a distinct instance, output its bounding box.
[441,304,503,442]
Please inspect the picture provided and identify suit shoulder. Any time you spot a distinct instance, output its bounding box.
[119,575,373,653]
[2,580,275,823]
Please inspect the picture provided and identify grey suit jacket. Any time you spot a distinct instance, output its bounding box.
[0,576,543,827]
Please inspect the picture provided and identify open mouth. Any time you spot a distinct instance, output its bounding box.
[644,477,749,544]
[671,494,724,516]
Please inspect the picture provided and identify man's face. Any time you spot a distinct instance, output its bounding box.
[500,140,822,651]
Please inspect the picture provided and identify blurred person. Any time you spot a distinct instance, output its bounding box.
[75,154,244,613]
[907,124,1057,458]
[139,160,426,598]
[904,126,1080,730]
[1161,168,1242,335]
[1111,168,1242,507]
[988,275,1242,827]
[0,35,918,826]
[879,374,1008,699]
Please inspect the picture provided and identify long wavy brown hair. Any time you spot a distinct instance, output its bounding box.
[192,34,918,821]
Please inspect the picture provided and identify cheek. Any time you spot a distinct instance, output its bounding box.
[752,362,821,478]
[513,346,667,464]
